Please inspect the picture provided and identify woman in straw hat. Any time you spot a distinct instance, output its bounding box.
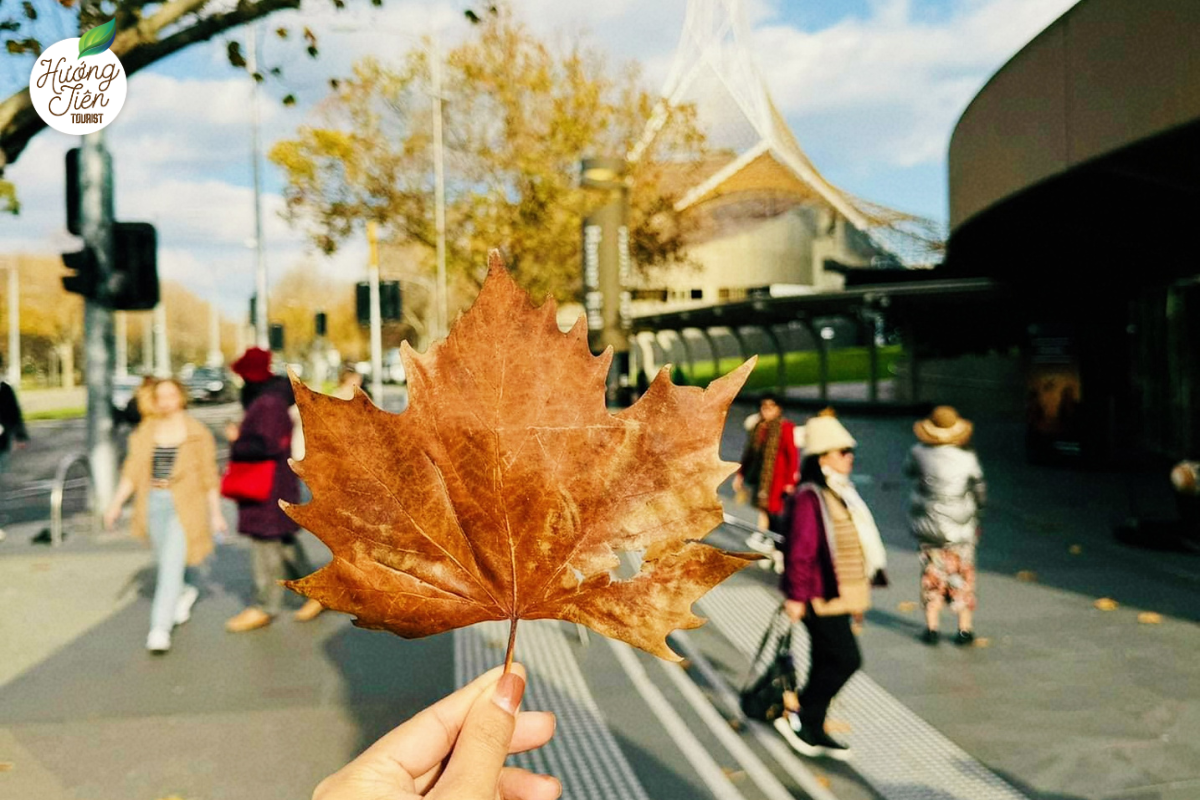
[774,409,888,761]
[906,406,987,646]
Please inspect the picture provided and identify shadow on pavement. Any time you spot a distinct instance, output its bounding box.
[321,621,457,756]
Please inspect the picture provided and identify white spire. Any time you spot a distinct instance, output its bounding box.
[635,0,944,266]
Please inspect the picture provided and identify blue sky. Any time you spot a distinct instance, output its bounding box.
[1,0,1079,315]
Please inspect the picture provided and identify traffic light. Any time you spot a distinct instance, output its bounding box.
[110,222,158,310]
[381,280,402,322]
[62,245,99,297]
[315,311,328,337]
[66,148,82,235]
[63,149,158,309]
[269,323,285,352]
[356,282,370,327]
[356,281,403,326]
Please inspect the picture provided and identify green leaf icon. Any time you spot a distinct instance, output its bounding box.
[78,17,116,59]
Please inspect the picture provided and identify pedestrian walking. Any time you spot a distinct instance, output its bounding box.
[0,355,29,543]
[224,347,322,632]
[116,374,158,428]
[332,365,365,401]
[733,394,799,553]
[906,406,986,646]
[103,378,227,654]
[774,409,888,760]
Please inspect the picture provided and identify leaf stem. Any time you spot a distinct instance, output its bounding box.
[503,617,518,674]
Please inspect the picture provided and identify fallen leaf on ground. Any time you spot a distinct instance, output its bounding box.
[285,253,757,664]
[1015,570,1038,582]
[728,718,745,732]
[897,601,917,612]
[1094,598,1119,611]
[1068,544,1083,555]
[816,775,832,788]
[0,763,13,772]
[1137,612,1163,624]
[825,718,852,733]
[722,768,747,781]
[972,637,991,648]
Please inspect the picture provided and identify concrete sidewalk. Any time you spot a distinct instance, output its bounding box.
[717,404,1200,800]
[2,405,1198,800]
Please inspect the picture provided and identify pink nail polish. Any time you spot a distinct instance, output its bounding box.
[492,672,525,715]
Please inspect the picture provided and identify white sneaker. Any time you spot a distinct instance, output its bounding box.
[773,713,853,761]
[174,585,199,626]
[146,629,171,654]
[745,531,775,554]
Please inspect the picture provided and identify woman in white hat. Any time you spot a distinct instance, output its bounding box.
[906,406,986,646]
[774,409,888,761]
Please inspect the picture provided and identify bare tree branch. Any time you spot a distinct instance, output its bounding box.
[1,0,301,173]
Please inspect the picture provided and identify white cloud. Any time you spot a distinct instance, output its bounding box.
[749,0,1081,168]
[1,0,1083,311]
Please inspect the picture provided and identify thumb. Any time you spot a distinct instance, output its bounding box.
[431,670,525,799]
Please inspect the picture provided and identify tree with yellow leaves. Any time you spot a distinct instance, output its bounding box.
[269,5,706,311]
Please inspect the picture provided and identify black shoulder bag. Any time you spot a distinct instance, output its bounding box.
[739,606,798,722]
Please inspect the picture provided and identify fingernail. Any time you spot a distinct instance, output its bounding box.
[492,672,525,715]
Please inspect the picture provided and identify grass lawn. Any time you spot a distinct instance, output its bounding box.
[673,345,904,390]
[27,406,87,421]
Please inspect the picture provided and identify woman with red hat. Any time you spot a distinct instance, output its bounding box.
[224,347,323,632]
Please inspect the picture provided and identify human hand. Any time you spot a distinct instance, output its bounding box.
[314,664,559,800]
[224,422,239,442]
[784,599,806,622]
[211,512,228,538]
[103,504,121,531]
[732,474,744,493]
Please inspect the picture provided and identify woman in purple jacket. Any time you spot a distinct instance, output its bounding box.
[774,410,888,761]
[224,348,321,632]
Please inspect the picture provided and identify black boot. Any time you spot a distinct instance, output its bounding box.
[921,628,940,646]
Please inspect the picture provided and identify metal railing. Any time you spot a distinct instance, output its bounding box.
[49,452,97,547]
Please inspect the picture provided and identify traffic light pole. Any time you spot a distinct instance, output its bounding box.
[79,131,117,509]
[367,221,383,402]
[248,25,269,349]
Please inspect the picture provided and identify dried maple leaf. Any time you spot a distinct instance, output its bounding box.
[284,253,757,663]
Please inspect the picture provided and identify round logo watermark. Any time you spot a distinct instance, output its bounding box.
[29,29,127,135]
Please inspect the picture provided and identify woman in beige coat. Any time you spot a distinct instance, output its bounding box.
[104,378,227,654]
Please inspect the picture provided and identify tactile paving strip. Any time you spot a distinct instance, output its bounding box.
[700,583,1030,800]
[455,621,653,800]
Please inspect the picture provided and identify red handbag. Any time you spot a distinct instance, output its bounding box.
[220,461,276,503]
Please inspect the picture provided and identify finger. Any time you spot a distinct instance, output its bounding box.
[499,767,562,800]
[431,670,525,799]
[356,664,525,781]
[511,711,555,754]
[413,710,555,795]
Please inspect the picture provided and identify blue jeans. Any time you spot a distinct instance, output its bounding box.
[147,489,187,634]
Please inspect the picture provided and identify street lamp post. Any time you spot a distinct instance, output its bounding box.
[367,221,384,402]
[248,23,269,349]
[430,34,448,340]
[580,157,633,407]
[332,23,449,340]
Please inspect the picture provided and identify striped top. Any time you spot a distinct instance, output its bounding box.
[152,446,177,482]
[811,489,870,617]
